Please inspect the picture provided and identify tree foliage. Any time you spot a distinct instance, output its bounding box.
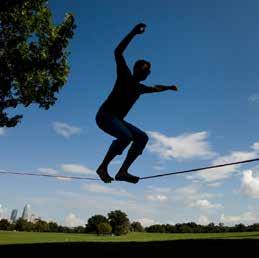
[0,219,11,230]
[0,0,76,127]
[85,214,109,233]
[108,210,130,236]
[131,221,144,232]
[96,222,112,235]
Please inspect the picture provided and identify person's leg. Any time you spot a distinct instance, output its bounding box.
[96,110,133,183]
[98,138,131,169]
[115,122,149,183]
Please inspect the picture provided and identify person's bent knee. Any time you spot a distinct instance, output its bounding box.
[133,133,149,155]
[142,133,149,145]
[111,137,133,155]
[138,132,149,147]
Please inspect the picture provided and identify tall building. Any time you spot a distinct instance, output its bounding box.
[10,209,18,222]
[21,204,30,221]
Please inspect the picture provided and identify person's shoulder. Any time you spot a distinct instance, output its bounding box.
[118,69,132,80]
[135,82,147,93]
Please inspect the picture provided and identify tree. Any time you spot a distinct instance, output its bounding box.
[86,215,109,233]
[1,1,27,11]
[48,221,59,232]
[114,224,130,236]
[0,219,11,230]
[131,221,144,232]
[34,219,49,232]
[15,218,33,231]
[73,226,85,233]
[250,223,259,232]
[0,0,76,127]
[146,224,166,233]
[234,223,246,232]
[96,222,112,235]
[178,224,193,233]
[108,210,130,236]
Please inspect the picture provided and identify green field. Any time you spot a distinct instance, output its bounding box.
[1,231,259,245]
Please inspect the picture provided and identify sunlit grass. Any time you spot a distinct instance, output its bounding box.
[1,231,259,245]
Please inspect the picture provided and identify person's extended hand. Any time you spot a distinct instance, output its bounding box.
[169,85,179,91]
[132,23,147,35]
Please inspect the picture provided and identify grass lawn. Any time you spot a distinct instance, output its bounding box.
[1,231,259,245]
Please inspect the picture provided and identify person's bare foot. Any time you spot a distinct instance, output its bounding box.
[115,170,139,184]
[96,166,114,183]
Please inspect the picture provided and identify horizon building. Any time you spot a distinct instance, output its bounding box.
[10,209,18,222]
[21,204,30,221]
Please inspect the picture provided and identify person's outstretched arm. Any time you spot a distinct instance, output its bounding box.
[140,84,179,94]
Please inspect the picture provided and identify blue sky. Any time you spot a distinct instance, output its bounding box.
[1,0,259,227]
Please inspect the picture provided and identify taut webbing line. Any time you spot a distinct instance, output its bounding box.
[140,158,259,180]
[0,170,100,181]
[0,158,258,182]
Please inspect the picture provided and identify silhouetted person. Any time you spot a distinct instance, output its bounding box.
[96,23,178,184]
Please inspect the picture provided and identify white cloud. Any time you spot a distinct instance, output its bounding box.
[190,199,222,209]
[241,170,259,198]
[171,184,221,209]
[38,167,73,182]
[173,184,200,198]
[198,215,209,225]
[207,182,222,188]
[252,142,259,152]
[152,165,166,171]
[64,213,85,227]
[137,218,156,227]
[147,131,216,160]
[145,186,171,202]
[146,194,168,202]
[56,176,72,182]
[83,183,134,198]
[0,204,3,219]
[197,148,257,182]
[220,212,257,225]
[38,168,58,175]
[0,204,7,220]
[147,186,172,194]
[0,128,5,136]
[61,164,95,175]
[53,122,81,138]
[249,93,259,103]
[56,191,81,198]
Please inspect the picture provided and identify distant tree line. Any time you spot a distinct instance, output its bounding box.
[1,211,259,235]
[145,222,259,233]
[0,210,143,236]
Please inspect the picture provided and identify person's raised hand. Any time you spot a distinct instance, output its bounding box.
[132,23,147,35]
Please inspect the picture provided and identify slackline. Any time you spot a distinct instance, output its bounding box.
[0,158,258,181]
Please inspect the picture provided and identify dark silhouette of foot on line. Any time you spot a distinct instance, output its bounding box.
[96,166,114,183]
[115,169,139,184]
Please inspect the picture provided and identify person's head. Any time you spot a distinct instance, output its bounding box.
[133,59,151,81]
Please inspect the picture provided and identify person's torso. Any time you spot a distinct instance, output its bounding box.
[100,74,142,119]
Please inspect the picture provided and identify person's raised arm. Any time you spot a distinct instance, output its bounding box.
[114,23,146,57]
